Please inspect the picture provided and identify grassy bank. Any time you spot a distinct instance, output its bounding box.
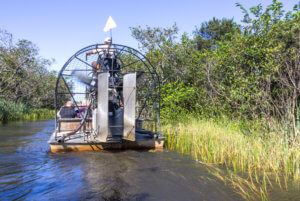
[162,119,300,200]
[0,99,54,122]
[20,108,55,121]
[0,108,55,122]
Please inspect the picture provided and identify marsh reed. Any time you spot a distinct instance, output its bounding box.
[162,119,300,200]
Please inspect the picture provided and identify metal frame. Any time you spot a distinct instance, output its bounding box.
[54,44,161,141]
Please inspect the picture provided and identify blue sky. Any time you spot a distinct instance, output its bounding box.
[0,0,298,71]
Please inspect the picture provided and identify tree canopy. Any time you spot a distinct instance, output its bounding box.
[131,0,300,140]
[0,30,68,110]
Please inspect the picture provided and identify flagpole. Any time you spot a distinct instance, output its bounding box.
[110,29,112,43]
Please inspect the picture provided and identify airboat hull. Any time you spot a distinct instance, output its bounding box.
[48,132,165,152]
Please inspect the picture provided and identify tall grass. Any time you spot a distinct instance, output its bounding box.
[0,99,54,122]
[21,108,55,121]
[162,118,300,200]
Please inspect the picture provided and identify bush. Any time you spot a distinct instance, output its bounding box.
[0,99,29,121]
[161,82,201,121]
[0,99,54,122]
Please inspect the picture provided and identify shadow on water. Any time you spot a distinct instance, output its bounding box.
[0,120,299,200]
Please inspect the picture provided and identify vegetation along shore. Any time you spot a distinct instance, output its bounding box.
[0,0,299,200]
[0,28,68,122]
[133,1,299,200]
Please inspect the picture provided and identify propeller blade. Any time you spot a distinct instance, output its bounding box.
[71,70,92,86]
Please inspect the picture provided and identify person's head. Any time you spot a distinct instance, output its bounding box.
[104,37,112,44]
[65,101,74,108]
[92,61,97,68]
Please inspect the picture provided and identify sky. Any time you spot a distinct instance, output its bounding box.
[0,0,298,72]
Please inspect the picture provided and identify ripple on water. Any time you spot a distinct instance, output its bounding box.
[0,120,268,200]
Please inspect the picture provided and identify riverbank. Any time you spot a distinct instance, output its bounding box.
[19,108,55,121]
[0,108,55,122]
[162,118,300,200]
[0,98,55,122]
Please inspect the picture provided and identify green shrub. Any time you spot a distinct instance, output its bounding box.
[0,99,54,122]
[161,82,201,121]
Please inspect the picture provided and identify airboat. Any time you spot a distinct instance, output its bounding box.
[48,37,164,152]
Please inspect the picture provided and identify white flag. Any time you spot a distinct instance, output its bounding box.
[104,16,117,32]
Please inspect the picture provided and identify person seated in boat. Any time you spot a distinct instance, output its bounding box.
[58,101,78,118]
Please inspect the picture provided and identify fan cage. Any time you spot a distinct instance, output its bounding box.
[54,44,161,139]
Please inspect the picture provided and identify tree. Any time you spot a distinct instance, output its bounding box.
[130,1,299,139]
[0,29,69,109]
[194,17,240,50]
[131,24,201,84]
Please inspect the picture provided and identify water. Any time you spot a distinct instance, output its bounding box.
[0,120,297,201]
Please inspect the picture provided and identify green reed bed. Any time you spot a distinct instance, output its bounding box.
[0,99,54,121]
[162,119,300,200]
[21,109,55,121]
[0,108,55,122]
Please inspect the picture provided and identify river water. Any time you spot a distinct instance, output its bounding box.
[0,120,298,201]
